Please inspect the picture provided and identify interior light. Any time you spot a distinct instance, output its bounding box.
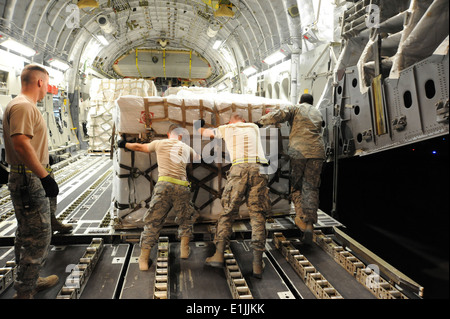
[0,39,36,57]
[49,59,71,71]
[97,35,109,46]
[213,40,222,50]
[263,50,286,65]
[243,66,257,76]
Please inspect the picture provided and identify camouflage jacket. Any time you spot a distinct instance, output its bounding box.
[259,103,326,159]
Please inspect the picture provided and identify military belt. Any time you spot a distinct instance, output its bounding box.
[158,176,191,187]
[10,164,52,174]
[232,157,269,166]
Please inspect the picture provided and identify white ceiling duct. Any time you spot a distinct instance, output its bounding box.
[207,24,220,38]
[97,15,115,34]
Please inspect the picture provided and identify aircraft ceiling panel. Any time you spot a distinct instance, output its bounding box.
[0,0,301,84]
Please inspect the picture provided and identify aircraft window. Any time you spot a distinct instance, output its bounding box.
[354,105,360,115]
[403,91,413,109]
[357,133,363,143]
[352,78,358,88]
[425,80,436,99]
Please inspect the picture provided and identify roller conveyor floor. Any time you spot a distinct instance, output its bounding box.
[0,243,130,299]
[0,234,416,300]
[0,153,424,304]
[229,241,295,299]
[121,242,233,299]
[266,240,374,299]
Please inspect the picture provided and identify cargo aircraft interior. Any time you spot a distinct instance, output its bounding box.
[0,0,448,308]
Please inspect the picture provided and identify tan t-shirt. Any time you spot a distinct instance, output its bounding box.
[215,123,268,164]
[148,138,196,181]
[3,94,49,165]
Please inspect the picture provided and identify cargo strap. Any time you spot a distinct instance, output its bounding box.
[158,176,191,187]
[117,151,153,182]
[118,164,153,182]
[231,157,269,167]
[10,164,52,174]
[143,98,152,129]
[115,198,152,211]
[116,151,153,210]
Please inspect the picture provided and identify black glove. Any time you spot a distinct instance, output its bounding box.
[40,174,59,197]
[194,119,205,131]
[118,139,127,149]
[254,121,263,128]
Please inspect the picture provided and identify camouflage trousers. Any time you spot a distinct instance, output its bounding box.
[7,171,56,293]
[290,158,324,224]
[216,163,270,252]
[140,181,198,249]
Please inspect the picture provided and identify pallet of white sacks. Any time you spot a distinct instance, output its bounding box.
[112,89,293,229]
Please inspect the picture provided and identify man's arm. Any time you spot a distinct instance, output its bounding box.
[194,119,216,139]
[189,147,201,162]
[11,134,48,178]
[118,139,152,153]
[258,106,295,126]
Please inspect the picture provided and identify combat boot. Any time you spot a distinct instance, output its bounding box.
[36,275,59,292]
[51,214,73,234]
[302,222,314,245]
[294,216,307,232]
[139,247,151,271]
[12,275,59,299]
[205,241,226,268]
[252,250,265,279]
[13,291,35,299]
[180,237,190,259]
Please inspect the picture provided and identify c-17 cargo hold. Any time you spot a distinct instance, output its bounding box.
[0,0,448,304]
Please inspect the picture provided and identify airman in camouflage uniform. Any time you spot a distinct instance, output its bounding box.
[197,113,270,278]
[217,163,270,252]
[3,65,66,298]
[259,94,325,244]
[118,124,199,271]
[8,170,52,296]
[140,181,198,250]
